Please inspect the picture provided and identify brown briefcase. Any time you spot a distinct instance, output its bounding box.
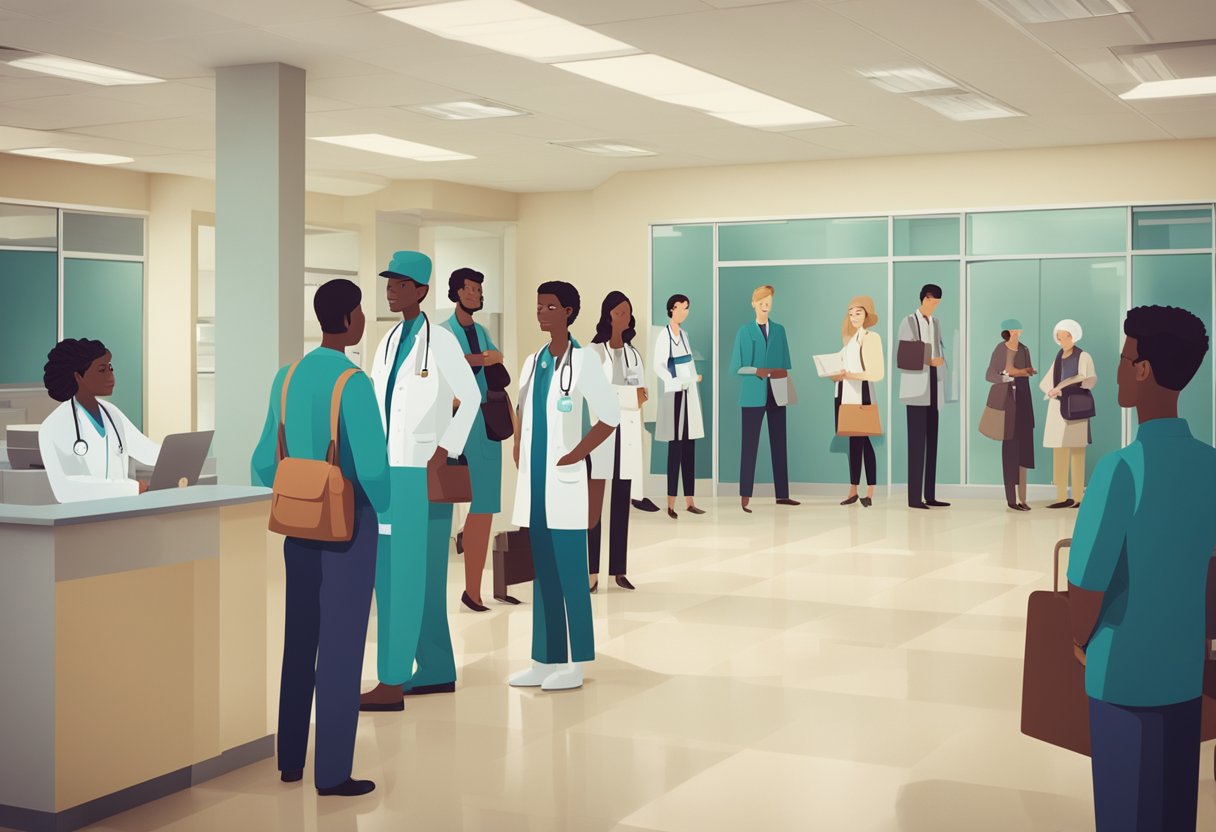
[492,529,533,605]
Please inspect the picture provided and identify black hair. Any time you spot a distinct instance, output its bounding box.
[448,267,485,304]
[1001,330,1011,342]
[44,338,108,402]
[537,280,580,325]
[920,284,943,302]
[314,278,362,334]
[1124,305,1209,392]
[592,291,636,345]
[666,293,690,318]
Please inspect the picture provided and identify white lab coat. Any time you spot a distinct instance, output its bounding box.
[653,325,705,442]
[371,315,481,468]
[587,341,645,481]
[38,399,160,503]
[511,345,620,531]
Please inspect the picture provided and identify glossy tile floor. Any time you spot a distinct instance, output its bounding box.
[54,496,1216,830]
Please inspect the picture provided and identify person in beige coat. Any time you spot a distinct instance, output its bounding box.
[831,296,885,506]
[1039,318,1097,508]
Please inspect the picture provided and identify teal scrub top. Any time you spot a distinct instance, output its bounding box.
[251,347,391,515]
[529,349,557,524]
[443,315,497,402]
[384,315,424,432]
[1066,418,1216,706]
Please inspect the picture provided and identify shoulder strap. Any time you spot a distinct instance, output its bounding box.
[909,314,922,342]
[276,362,300,461]
[327,368,359,465]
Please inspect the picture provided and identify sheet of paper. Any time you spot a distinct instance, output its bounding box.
[813,352,846,378]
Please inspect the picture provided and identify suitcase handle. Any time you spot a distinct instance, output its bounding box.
[1053,538,1071,594]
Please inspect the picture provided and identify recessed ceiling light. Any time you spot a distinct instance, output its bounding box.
[305,172,390,196]
[6,147,134,165]
[379,0,639,63]
[7,54,163,86]
[554,54,841,131]
[909,91,1024,120]
[1120,76,1216,99]
[312,134,475,161]
[406,99,531,120]
[985,0,1132,24]
[861,67,957,93]
[549,139,657,157]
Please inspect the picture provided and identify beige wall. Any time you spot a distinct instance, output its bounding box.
[0,154,149,212]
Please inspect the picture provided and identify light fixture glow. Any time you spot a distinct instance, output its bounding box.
[861,67,957,94]
[312,134,475,161]
[406,99,530,120]
[549,139,656,157]
[908,91,1023,120]
[554,54,840,130]
[379,0,638,63]
[6,147,134,165]
[986,0,1132,24]
[1120,76,1216,99]
[8,54,163,86]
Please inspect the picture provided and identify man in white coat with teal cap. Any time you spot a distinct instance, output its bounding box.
[360,251,481,712]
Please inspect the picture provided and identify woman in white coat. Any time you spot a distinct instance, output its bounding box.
[38,338,160,503]
[654,294,705,519]
[587,291,646,592]
[1039,318,1097,509]
[509,281,620,692]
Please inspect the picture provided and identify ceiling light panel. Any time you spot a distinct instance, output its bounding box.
[379,0,639,63]
[6,147,134,165]
[6,54,163,86]
[861,67,957,93]
[1120,76,1216,99]
[554,54,840,130]
[312,134,475,161]
[908,91,1024,120]
[549,139,656,157]
[985,0,1132,25]
[406,99,531,120]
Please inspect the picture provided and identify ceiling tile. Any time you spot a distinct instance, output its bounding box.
[1145,107,1216,139]
[175,0,364,28]
[527,0,714,24]
[70,117,215,152]
[12,0,253,42]
[307,73,466,109]
[0,93,172,130]
[1124,0,1216,45]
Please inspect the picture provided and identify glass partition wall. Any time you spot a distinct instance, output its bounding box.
[651,204,1215,495]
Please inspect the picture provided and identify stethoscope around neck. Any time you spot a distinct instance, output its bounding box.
[533,341,574,411]
[384,313,431,378]
[71,398,123,457]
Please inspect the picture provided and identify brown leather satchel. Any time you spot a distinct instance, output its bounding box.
[427,455,473,504]
[268,365,358,542]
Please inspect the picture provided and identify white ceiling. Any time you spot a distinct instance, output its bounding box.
[0,0,1213,193]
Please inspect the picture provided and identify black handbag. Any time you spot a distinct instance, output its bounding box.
[896,314,931,372]
[1054,349,1096,422]
[480,363,514,442]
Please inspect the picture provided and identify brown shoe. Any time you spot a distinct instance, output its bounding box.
[359,683,404,712]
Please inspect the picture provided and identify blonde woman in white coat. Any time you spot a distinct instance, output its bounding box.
[587,291,646,592]
[654,294,705,519]
[1039,319,1097,509]
[830,297,885,507]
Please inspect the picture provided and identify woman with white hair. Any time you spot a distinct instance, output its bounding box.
[1038,318,1097,508]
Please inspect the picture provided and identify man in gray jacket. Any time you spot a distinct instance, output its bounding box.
[897,284,950,509]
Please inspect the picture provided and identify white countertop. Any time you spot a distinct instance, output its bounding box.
[0,485,271,527]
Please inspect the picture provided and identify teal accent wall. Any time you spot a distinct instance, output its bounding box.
[967,208,1126,256]
[891,261,962,485]
[894,216,960,257]
[63,258,144,430]
[1132,207,1213,251]
[1132,254,1213,442]
[717,263,888,487]
[0,250,58,385]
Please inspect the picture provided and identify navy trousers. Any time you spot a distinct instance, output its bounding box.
[1088,696,1202,832]
[278,504,377,789]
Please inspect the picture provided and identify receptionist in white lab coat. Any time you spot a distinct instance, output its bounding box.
[509,281,620,692]
[37,338,160,503]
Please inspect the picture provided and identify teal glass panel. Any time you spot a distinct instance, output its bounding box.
[718,217,887,262]
[650,225,714,479]
[0,250,58,385]
[717,263,888,486]
[893,216,960,257]
[890,261,961,486]
[63,259,144,430]
[62,212,144,257]
[967,208,1126,256]
[1132,206,1213,251]
[1132,254,1213,443]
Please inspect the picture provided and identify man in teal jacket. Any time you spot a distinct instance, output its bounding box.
[251,279,390,798]
[730,284,800,512]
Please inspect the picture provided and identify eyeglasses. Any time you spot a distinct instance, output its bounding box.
[1120,353,1143,365]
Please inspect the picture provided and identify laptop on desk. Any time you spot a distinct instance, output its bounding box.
[148,431,214,491]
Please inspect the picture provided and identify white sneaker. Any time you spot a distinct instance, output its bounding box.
[508,663,554,687]
[541,664,584,691]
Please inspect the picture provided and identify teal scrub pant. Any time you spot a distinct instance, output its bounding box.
[529,509,595,664]
[376,466,455,688]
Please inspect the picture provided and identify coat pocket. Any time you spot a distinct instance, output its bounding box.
[555,462,583,484]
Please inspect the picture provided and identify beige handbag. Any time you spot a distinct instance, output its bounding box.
[835,338,881,437]
[268,365,357,542]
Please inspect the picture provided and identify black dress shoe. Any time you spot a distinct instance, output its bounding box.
[840,494,859,505]
[1047,500,1075,509]
[1072,502,1081,509]
[1008,502,1030,512]
[317,778,375,797]
[776,498,801,506]
[461,591,490,612]
[494,594,522,605]
[404,681,455,696]
[667,508,679,519]
[281,769,303,783]
[908,502,930,509]
[455,531,464,554]
[590,579,598,594]
[1018,503,1032,511]
[860,497,872,508]
[686,505,706,515]
[925,500,951,507]
[615,575,636,590]
[632,498,661,512]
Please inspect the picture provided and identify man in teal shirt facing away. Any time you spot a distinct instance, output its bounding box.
[1067,304,1215,832]
[730,283,800,513]
[251,279,390,798]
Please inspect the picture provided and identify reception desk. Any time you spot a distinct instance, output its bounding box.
[0,486,274,832]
